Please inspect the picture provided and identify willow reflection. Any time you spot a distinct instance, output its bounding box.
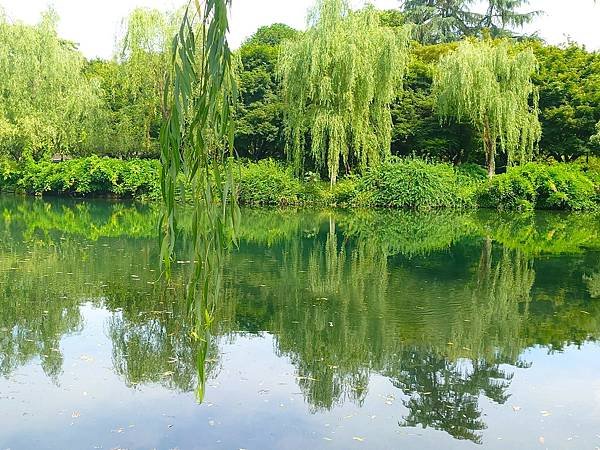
[1,198,600,445]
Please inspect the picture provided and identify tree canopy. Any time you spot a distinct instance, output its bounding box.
[278,0,411,184]
[434,39,541,177]
[531,42,600,162]
[402,0,539,44]
[235,24,298,160]
[116,8,178,157]
[0,10,102,161]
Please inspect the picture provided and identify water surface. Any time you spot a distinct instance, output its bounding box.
[1,196,600,449]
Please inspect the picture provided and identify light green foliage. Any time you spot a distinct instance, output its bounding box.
[0,10,102,160]
[237,159,302,205]
[116,8,178,158]
[2,156,160,199]
[480,163,598,211]
[434,39,541,177]
[357,158,479,209]
[278,0,411,184]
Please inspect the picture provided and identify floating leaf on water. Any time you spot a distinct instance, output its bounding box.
[296,376,317,381]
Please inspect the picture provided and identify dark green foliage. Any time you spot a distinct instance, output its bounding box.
[237,159,302,205]
[0,159,18,188]
[391,43,479,164]
[357,158,479,209]
[235,24,298,161]
[530,43,600,162]
[1,156,161,199]
[401,0,539,44]
[480,163,598,211]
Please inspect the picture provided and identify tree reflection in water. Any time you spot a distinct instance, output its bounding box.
[0,197,599,444]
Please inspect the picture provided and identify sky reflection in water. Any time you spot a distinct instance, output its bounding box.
[0,196,599,449]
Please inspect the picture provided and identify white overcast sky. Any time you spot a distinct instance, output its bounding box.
[0,0,598,59]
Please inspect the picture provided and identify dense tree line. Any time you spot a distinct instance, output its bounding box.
[0,2,598,180]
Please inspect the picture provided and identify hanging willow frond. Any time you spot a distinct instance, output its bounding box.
[159,0,239,403]
[278,0,411,184]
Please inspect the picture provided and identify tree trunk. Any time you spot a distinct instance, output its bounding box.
[483,118,496,178]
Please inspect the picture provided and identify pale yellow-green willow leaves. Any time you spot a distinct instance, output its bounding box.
[0,10,102,160]
[433,39,541,175]
[278,0,411,184]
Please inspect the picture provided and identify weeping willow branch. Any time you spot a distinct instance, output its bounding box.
[278,0,411,184]
[433,39,541,178]
[159,0,239,402]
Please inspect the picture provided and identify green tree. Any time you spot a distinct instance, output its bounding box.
[434,39,541,177]
[479,0,540,38]
[530,42,600,162]
[391,42,481,164]
[116,8,178,158]
[592,121,600,148]
[0,10,102,161]
[235,24,298,160]
[278,0,411,184]
[401,0,477,43]
[401,0,539,44]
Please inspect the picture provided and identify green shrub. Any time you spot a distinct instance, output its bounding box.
[356,158,478,209]
[456,163,488,184]
[237,159,302,205]
[481,163,597,211]
[14,156,160,199]
[586,158,600,204]
[0,159,19,191]
[329,176,359,205]
[479,169,537,210]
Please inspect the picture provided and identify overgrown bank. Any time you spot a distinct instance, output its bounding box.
[1,156,598,211]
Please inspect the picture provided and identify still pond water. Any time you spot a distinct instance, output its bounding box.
[1,196,600,450]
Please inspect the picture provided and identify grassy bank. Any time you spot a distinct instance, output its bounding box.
[1,156,599,211]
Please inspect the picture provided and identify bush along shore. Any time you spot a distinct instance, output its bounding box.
[0,156,599,211]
